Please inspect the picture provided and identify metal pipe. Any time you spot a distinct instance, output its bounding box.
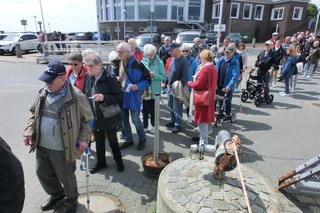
[39,0,47,42]
[153,93,160,163]
[315,8,320,35]
[216,0,224,47]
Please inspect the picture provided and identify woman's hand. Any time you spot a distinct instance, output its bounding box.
[89,94,104,102]
[187,81,193,87]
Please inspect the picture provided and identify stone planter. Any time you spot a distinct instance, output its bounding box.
[141,151,171,177]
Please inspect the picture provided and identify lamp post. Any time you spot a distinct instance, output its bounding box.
[34,16,38,32]
[315,7,320,35]
[123,9,126,40]
[48,23,51,33]
[38,21,42,32]
[216,0,224,47]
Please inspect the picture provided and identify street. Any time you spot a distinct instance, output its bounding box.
[0,51,319,212]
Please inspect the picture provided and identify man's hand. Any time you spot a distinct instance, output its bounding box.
[23,136,34,146]
[225,86,231,93]
[130,84,138,91]
[78,141,88,152]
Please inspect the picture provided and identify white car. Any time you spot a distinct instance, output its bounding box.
[0,33,38,55]
[175,31,201,47]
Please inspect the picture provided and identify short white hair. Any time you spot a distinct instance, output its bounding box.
[181,44,190,51]
[164,36,171,41]
[108,50,118,61]
[128,38,137,45]
[83,52,102,65]
[210,45,218,52]
[82,49,97,59]
[194,37,201,42]
[144,44,157,55]
[117,42,130,52]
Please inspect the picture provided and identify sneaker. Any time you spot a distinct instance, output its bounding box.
[188,117,193,124]
[223,115,231,121]
[165,122,175,128]
[290,89,295,93]
[172,126,181,134]
[119,142,134,150]
[149,126,155,134]
[280,92,289,97]
[137,140,146,150]
[90,164,107,174]
[144,128,150,133]
[306,75,310,79]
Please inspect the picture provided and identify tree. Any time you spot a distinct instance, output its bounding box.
[307,3,318,20]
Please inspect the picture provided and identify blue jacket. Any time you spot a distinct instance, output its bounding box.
[281,55,296,78]
[123,56,151,110]
[186,55,198,81]
[216,55,240,91]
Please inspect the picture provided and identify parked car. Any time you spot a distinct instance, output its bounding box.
[161,32,174,43]
[124,32,136,42]
[0,33,38,55]
[75,32,94,41]
[136,33,161,51]
[241,33,252,43]
[175,31,201,47]
[227,32,242,45]
[0,34,8,40]
[202,31,217,46]
[92,32,110,41]
[66,32,77,41]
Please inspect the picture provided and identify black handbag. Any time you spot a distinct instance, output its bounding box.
[99,104,121,118]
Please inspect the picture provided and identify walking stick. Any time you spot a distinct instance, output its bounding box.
[84,147,90,213]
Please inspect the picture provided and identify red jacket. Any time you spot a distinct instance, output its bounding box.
[133,47,143,61]
[188,63,217,123]
[66,65,89,91]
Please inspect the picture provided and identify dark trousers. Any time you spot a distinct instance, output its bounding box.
[284,77,290,94]
[142,99,155,128]
[36,147,78,203]
[93,129,122,166]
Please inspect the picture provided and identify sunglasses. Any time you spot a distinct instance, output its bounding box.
[70,63,79,66]
[182,50,189,52]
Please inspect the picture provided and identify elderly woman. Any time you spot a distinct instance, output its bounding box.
[66,51,89,91]
[83,52,124,174]
[188,50,218,145]
[141,44,167,133]
[128,38,143,61]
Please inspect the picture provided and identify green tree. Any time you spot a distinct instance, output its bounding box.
[307,3,318,20]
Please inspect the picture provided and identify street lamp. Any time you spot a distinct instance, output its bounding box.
[48,23,51,33]
[315,7,320,35]
[34,15,38,32]
[123,9,126,40]
[38,21,42,32]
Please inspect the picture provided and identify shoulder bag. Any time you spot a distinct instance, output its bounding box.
[193,65,211,106]
[99,103,121,118]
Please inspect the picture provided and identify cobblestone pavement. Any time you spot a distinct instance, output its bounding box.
[0,45,319,212]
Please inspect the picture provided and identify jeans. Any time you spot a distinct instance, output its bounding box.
[121,109,146,143]
[289,74,298,91]
[257,74,271,97]
[142,99,155,128]
[304,63,316,76]
[198,123,209,144]
[217,89,233,116]
[167,94,183,127]
[284,77,290,94]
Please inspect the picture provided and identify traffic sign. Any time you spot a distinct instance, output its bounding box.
[214,24,226,32]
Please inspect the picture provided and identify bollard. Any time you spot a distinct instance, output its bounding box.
[252,38,256,48]
[15,44,22,58]
[153,93,160,163]
[43,44,49,57]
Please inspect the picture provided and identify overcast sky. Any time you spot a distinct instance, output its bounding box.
[1,0,320,33]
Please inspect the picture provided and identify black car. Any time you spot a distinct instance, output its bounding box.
[228,32,242,45]
[161,32,174,43]
[75,32,94,41]
[202,31,217,46]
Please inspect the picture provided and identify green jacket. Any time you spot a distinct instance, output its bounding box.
[141,55,167,99]
[23,82,93,163]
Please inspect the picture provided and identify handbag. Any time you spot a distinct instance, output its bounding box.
[141,86,152,100]
[99,104,121,118]
[194,90,210,106]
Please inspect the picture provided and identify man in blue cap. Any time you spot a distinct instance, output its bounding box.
[23,61,93,213]
[165,42,189,133]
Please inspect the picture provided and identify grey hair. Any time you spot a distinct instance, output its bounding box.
[83,52,102,65]
[128,38,137,45]
[68,51,83,62]
[82,49,97,59]
[181,44,190,51]
[117,42,130,52]
[194,37,201,42]
[144,44,157,55]
[164,36,171,41]
[210,45,218,53]
[108,50,118,61]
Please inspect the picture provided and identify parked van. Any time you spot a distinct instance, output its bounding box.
[135,33,161,51]
[175,31,201,47]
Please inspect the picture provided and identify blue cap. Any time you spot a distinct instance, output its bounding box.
[38,61,66,83]
[169,42,181,50]
[199,43,209,49]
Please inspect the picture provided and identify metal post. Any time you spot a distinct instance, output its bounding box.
[96,0,101,53]
[153,94,160,163]
[216,0,224,47]
[34,16,38,32]
[48,23,50,33]
[123,9,126,40]
[39,0,47,41]
[315,8,320,35]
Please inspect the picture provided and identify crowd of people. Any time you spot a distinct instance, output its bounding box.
[19,29,319,213]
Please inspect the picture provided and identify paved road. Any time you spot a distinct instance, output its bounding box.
[0,48,319,212]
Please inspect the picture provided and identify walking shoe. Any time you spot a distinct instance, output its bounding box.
[149,126,155,134]
[144,127,150,133]
[63,201,78,213]
[116,161,125,172]
[306,75,311,79]
[41,194,65,211]
[172,126,181,134]
[137,140,146,150]
[188,117,193,124]
[90,164,107,174]
[223,115,231,121]
[165,122,175,128]
[120,133,125,139]
[279,92,289,97]
[191,136,200,142]
[119,142,134,150]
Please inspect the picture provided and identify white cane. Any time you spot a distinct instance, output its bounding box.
[85,148,90,213]
[189,88,194,121]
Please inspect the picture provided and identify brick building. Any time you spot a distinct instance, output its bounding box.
[98,0,310,42]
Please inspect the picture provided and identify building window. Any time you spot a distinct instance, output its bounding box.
[292,7,303,20]
[139,5,150,19]
[155,5,167,20]
[105,0,110,5]
[172,6,177,20]
[114,6,121,20]
[212,3,220,19]
[243,4,252,20]
[125,6,134,20]
[230,2,240,19]
[254,5,264,20]
[188,0,201,21]
[271,7,284,20]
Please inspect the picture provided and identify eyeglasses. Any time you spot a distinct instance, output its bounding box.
[70,63,79,66]
[117,50,128,54]
[182,50,189,52]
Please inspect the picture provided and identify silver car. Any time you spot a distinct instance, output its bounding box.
[0,33,38,55]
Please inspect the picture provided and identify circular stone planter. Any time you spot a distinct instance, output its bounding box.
[157,156,280,213]
[141,151,172,177]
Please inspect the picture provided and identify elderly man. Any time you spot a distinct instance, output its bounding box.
[270,32,279,46]
[116,42,151,150]
[158,36,172,65]
[166,42,189,133]
[128,38,143,61]
[219,37,230,52]
[216,45,239,120]
[190,37,203,58]
[23,61,93,213]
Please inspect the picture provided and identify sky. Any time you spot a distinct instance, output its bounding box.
[0,0,97,33]
[1,0,320,33]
